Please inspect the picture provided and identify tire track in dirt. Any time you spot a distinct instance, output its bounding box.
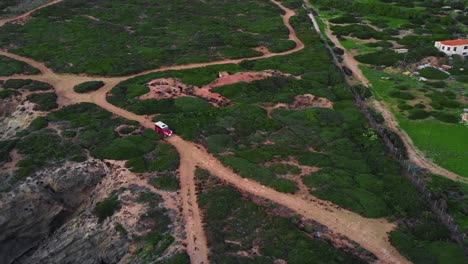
[305,0,465,182]
[0,1,409,263]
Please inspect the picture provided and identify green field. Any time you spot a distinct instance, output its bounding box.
[361,66,467,177]
[399,118,468,177]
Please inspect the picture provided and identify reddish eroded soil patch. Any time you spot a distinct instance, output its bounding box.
[261,94,333,118]
[252,46,271,55]
[290,94,333,109]
[140,70,299,107]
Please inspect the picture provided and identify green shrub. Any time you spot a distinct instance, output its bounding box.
[389,90,415,100]
[419,67,449,80]
[456,75,468,83]
[74,81,105,93]
[431,111,459,123]
[355,50,403,66]
[407,109,430,120]
[92,136,156,160]
[28,117,48,131]
[0,55,40,76]
[27,92,58,111]
[0,89,20,99]
[149,175,179,191]
[2,79,52,91]
[93,195,121,222]
[398,103,413,111]
[329,15,360,24]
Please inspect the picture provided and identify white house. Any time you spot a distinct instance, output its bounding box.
[434,39,468,56]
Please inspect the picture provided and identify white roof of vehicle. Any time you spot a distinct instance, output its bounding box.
[155,121,169,129]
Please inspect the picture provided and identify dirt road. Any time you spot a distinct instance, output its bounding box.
[304,0,465,182]
[0,1,411,263]
[0,0,63,27]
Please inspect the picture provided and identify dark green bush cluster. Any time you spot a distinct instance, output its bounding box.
[2,79,52,91]
[356,50,404,66]
[407,109,430,120]
[0,0,292,75]
[419,67,449,80]
[73,81,105,93]
[93,195,121,222]
[0,55,40,76]
[331,24,390,40]
[389,90,415,100]
[27,92,58,111]
[329,15,360,24]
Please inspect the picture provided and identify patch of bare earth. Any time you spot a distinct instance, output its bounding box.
[252,46,271,55]
[260,94,333,118]
[0,100,45,140]
[140,70,299,107]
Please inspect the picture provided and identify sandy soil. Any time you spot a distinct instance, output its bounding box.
[0,1,416,263]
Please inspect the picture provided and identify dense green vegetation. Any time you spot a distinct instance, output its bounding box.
[1,79,52,91]
[73,81,105,93]
[93,195,121,222]
[197,169,366,263]
[0,55,40,75]
[27,92,58,110]
[0,0,293,75]
[419,67,449,80]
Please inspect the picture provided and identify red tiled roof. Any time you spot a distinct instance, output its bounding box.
[439,39,468,46]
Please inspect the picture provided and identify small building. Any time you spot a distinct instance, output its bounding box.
[394,48,408,54]
[434,40,468,56]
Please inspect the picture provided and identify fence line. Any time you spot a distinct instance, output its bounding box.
[303,0,467,249]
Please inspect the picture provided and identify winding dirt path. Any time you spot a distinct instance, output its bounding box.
[0,0,63,27]
[304,0,465,182]
[0,1,411,263]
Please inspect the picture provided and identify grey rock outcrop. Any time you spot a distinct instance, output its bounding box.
[0,160,108,264]
[20,213,128,264]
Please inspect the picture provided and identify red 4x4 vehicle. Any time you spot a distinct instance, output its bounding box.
[154,121,173,137]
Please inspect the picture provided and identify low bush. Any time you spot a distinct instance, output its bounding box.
[419,67,449,80]
[398,103,413,111]
[407,109,430,120]
[431,111,459,123]
[28,117,48,131]
[73,81,105,93]
[3,79,52,91]
[389,90,415,100]
[149,175,179,191]
[0,55,40,76]
[27,92,58,111]
[93,195,121,222]
[329,15,360,24]
[355,50,404,66]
